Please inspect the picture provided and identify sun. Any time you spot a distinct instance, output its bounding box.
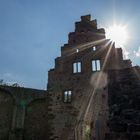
[106,25,128,46]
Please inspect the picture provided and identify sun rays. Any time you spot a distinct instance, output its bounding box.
[74,38,114,140]
[106,24,129,47]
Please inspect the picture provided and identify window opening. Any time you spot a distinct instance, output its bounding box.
[64,91,72,103]
[73,62,81,73]
[76,49,79,53]
[93,46,96,51]
[92,60,101,71]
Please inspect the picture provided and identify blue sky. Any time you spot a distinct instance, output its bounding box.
[0,0,140,89]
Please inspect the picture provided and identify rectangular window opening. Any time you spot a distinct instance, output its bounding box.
[92,60,101,71]
[92,60,96,71]
[73,63,77,73]
[76,49,79,53]
[93,46,96,51]
[64,91,72,103]
[73,62,81,73]
[96,60,101,71]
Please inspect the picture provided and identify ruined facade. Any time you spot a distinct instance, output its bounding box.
[47,15,138,140]
[0,86,51,140]
[0,15,140,140]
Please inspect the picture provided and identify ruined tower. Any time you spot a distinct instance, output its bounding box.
[47,15,132,140]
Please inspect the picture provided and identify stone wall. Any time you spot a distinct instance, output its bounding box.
[0,89,14,140]
[105,66,140,140]
[47,15,132,140]
[24,99,50,140]
[0,14,139,140]
[0,86,51,140]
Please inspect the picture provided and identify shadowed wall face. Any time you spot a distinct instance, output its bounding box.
[105,68,140,140]
[24,99,50,140]
[0,86,48,140]
[0,90,14,140]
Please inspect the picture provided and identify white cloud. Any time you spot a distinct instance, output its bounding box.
[134,47,140,57]
[123,49,130,59]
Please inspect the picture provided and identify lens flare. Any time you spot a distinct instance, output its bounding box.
[106,25,128,46]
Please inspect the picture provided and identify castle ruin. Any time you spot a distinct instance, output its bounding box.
[0,15,140,140]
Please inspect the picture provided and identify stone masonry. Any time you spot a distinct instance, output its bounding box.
[0,86,52,140]
[0,14,139,140]
[105,67,140,140]
[47,15,136,140]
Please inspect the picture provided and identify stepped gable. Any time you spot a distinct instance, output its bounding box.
[68,14,105,45]
[0,14,139,140]
[61,15,106,57]
[47,14,134,140]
